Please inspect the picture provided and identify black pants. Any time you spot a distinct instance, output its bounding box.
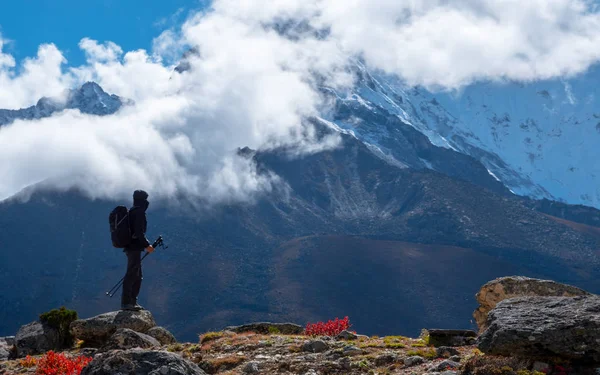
[121,249,143,306]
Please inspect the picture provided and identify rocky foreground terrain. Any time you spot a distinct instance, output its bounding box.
[2,276,600,375]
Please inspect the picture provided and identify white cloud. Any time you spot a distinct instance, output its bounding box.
[2,0,600,204]
[314,0,600,89]
[0,40,72,109]
[79,38,123,63]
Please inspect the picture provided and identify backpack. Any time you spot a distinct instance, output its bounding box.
[109,205,132,248]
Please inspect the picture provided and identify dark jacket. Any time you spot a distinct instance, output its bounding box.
[128,199,150,250]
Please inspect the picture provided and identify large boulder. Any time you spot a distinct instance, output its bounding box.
[474,276,590,332]
[478,295,600,363]
[80,348,207,375]
[0,336,15,360]
[15,322,60,357]
[102,328,161,351]
[224,322,304,335]
[70,310,156,347]
[146,327,177,345]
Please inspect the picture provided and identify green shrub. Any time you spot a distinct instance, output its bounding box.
[167,343,185,352]
[406,348,436,359]
[383,336,407,349]
[39,306,78,349]
[268,326,281,335]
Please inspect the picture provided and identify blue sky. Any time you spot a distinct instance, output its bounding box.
[0,0,205,66]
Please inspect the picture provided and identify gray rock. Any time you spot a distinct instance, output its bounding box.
[70,310,156,346]
[0,347,10,360]
[0,336,14,360]
[147,327,177,345]
[302,340,329,353]
[425,329,477,347]
[449,355,461,362]
[242,361,260,373]
[80,348,206,375]
[102,328,161,350]
[80,348,99,358]
[428,359,460,372]
[15,321,61,357]
[375,353,398,366]
[436,346,460,358]
[339,357,351,370]
[342,346,362,356]
[404,356,425,367]
[224,322,303,335]
[478,295,600,362]
[474,276,590,332]
[335,330,358,340]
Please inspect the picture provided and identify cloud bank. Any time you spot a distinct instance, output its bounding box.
[1,0,600,204]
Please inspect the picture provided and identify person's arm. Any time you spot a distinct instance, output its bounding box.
[132,209,152,250]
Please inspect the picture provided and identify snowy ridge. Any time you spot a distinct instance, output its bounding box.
[323,61,600,208]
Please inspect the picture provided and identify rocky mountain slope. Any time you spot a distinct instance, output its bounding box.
[2,277,600,375]
[1,118,600,342]
[1,77,600,343]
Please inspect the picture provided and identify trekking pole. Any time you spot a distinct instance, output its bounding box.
[106,236,167,298]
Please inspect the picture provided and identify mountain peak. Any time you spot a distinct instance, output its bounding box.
[78,81,104,95]
[0,82,127,126]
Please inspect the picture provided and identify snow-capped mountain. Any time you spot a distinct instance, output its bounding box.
[0,82,126,126]
[328,62,600,208]
[2,65,598,209]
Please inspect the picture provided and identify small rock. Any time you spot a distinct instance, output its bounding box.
[302,340,329,353]
[449,355,461,362]
[101,328,160,351]
[426,329,477,347]
[15,321,61,357]
[335,330,357,340]
[436,346,460,358]
[146,327,177,345]
[243,361,260,373]
[404,356,425,367]
[374,353,398,366]
[339,357,351,370]
[342,346,362,356]
[79,348,98,358]
[429,359,460,372]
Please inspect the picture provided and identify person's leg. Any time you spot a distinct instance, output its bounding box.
[132,251,143,307]
[121,250,141,308]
